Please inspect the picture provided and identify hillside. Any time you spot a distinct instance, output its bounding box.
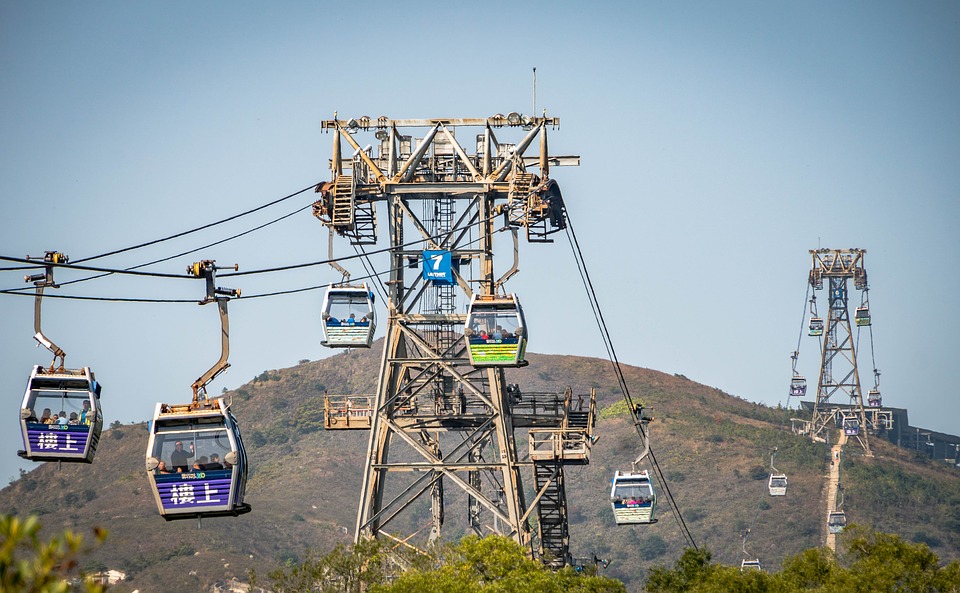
[2,345,958,592]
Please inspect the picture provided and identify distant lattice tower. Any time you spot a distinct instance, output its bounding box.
[313,113,596,566]
[807,248,872,455]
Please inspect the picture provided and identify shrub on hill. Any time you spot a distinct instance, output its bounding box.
[258,535,626,593]
[645,526,960,592]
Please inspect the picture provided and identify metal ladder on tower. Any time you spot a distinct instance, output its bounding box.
[530,389,596,567]
[533,460,569,568]
[331,175,354,230]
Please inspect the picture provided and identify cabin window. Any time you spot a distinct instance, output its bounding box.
[152,425,232,471]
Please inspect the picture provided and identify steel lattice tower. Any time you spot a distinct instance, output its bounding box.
[313,114,595,564]
[807,248,872,454]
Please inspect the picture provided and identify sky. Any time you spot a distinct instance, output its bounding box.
[1,1,958,486]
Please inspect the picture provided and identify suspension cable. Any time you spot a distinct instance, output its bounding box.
[71,183,321,264]
[0,256,190,279]
[2,203,313,293]
[0,222,513,305]
[562,210,698,552]
[352,243,389,305]
[0,211,504,289]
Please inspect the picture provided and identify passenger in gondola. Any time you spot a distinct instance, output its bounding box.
[170,440,195,472]
[493,326,504,340]
[206,453,224,470]
[345,314,357,325]
[39,408,53,424]
[56,411,68,425]
[479,329,490,340]
[80,401,92,424]
[68,412,80,425]
[156,461,172,474]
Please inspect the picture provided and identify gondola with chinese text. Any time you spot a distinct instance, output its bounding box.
[17,251,104,464]
[144,260,250,521]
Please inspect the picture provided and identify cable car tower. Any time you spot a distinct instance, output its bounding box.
[313,113,594,566]
[806,248,872,454]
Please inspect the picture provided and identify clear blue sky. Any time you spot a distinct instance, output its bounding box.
[1,1,958,488]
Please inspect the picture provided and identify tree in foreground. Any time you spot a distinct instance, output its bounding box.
[0,514,108,593]
[645,525,960,593]
[376,535,625,593]
[261,535,626,593]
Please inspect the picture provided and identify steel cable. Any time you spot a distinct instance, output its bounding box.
[563,210,698,552]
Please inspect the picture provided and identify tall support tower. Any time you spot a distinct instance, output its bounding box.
[807,248,871,454]
[313,113,595,564]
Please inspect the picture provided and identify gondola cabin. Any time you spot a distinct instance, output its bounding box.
[790,376,807,397]
[868,389,882,407]
[741,560,762,571]
[145,399,250,520]
[18,365,103,463]
[464,294,528,367]
[809,317,824,336]
[828,510,847,534]
[768,473,787,496]
[321,284,376,348]
[855,306,871,327]
[610,470,657,525]
[843,418,860,436]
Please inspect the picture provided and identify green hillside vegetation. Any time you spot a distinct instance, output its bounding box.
[645,526,960,592]
[255,535,626,593]
[2,345,958,592]
[255,526,960,592]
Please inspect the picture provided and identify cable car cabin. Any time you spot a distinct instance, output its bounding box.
[145,400,250,520]
[610,470,657,525]
[18,365,103,463]
[828,511,847,534]
[868,389,882,407]
[741,560,762,572]
[321,284,376,348]
[843,418,860,436]
[464,294,528,367]
[809,317,824,336]
[790,376,807,397]
[855,306,871,327]
[768,473,787,496]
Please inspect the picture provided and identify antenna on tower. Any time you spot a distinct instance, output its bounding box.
[532,67,537,117]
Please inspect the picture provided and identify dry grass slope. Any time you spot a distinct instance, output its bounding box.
[2,345,956,591]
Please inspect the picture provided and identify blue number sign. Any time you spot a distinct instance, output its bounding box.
[422,250,454,285]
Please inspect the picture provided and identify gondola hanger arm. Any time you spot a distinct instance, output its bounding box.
[187,260,239,403]
[25,251,68,371]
